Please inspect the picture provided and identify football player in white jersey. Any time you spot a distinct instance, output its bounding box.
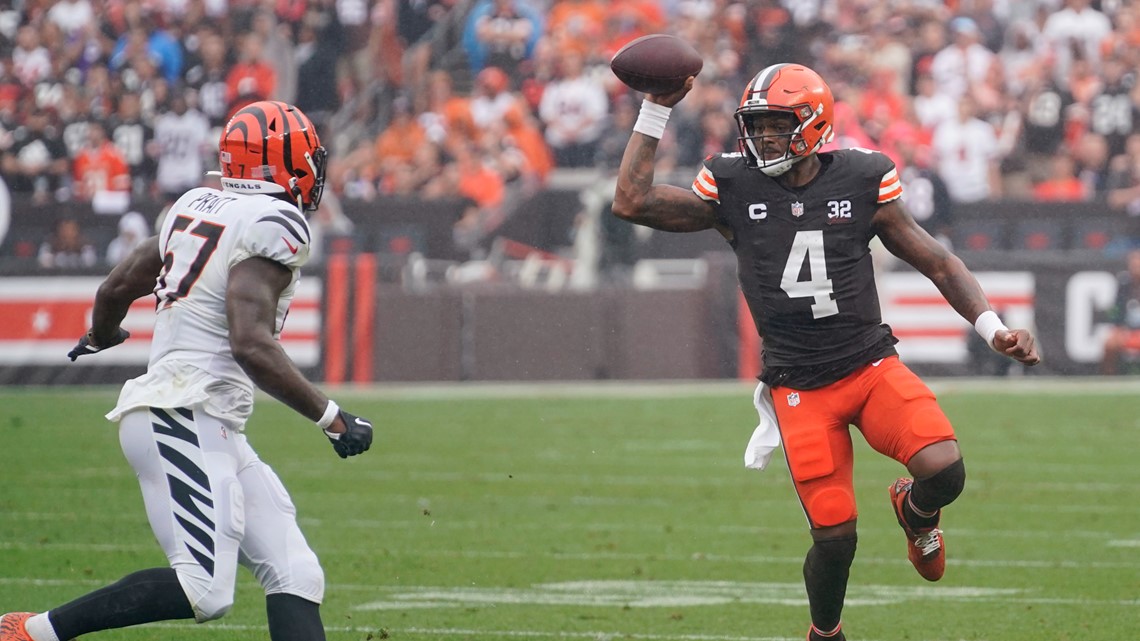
[2,101,373,641]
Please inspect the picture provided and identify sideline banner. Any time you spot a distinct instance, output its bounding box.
[0,277,322,367]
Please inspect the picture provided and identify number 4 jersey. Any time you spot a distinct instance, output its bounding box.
[693,149,902,389]
[107,186,311,425]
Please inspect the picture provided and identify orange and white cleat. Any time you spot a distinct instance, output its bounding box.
[889,477,945,581]
[0,612,36,641]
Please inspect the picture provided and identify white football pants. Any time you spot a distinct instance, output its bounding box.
[118,406,325,622]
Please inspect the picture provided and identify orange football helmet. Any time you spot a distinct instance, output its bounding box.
[735,64,835,176]
[218,101,327,211]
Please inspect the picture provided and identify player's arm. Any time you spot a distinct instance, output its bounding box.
[611,78,725,236]
[72,236,164,357]
[873,200,1040,365]
[226,257,372,456]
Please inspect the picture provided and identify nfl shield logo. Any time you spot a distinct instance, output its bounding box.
[791,202,804,217]
[787,392,800,407]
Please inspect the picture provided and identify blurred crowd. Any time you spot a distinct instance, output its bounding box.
[2,0,1140,250]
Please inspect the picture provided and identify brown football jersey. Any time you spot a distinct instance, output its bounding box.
[693,149,904,389]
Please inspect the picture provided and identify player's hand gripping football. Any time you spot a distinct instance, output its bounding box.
[993,328,1041,366]
[324,408,373,459]
[67,327,131,361]
[647,76,696,109]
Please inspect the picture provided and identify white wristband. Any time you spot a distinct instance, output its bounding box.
[974,310,1008,351]
[316,400,340,430]
[633,100,672,139]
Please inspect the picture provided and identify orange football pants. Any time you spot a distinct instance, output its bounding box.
[771,356,956,529]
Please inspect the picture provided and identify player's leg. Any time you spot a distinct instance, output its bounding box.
[233,438,327,641]
[857,357,961,581]
[6,407,246,641]
[771,382,861,641]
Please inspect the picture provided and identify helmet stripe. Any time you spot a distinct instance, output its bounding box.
[749,63,789,101]
[241,104,271,170]
[269,102,297,178]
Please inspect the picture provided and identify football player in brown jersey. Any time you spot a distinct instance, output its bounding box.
[612,63,1040,641]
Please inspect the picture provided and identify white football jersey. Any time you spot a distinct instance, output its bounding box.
[108,185,311,425]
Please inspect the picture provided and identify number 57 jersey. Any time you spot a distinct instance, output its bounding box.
[108,186,312,425]
[693,149,903,389]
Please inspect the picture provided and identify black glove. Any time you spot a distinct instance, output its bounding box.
[68,328,131,361]
[324,409,373,459]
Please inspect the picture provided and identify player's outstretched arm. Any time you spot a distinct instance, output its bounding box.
[68,235,164,360]
[873,200,1040,365]
[227,257,373,456]
[611,77,721,233]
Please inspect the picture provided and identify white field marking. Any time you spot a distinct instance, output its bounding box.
[137,621,822,641]
[1108,539,1140,547]
[351,580,1140,611]
[6,540,1132,572]
[297,517,1126,542]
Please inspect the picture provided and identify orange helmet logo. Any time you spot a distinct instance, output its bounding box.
[219,101,327,211]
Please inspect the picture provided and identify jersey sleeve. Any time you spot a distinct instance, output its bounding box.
[867,151,903,204]
[232,202,312,270]
[691,162,720,204]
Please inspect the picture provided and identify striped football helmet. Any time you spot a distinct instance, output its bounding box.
[218,101,327,211]
[735,64,835,177]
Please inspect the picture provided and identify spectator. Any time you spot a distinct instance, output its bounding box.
[1041,0,1112,86]
[932,95,1002,203]
[912,73,957,132]
[225,33,276,119]
[501,102,553,184]
[418,69,477,148]
[374,96,429,192]
[1101,248,1140,375]
[1,107,70,204]
[470,66,517,129]
[1032,154,1086,201]
[151,93,211,202]
[72,121,131,206]
[465,0,542,83]
[182,29,231,128]
[1086,56,1137,158]
[109,18,183,86]
[1073,130,1110,197]
[108,93,155,197]
[929,17,996,100]
[1106,132,1140,217]
[292,10,343,133]
[105,210,150,266]
[47,0,96,37]
[38,217,97,268]
[12,25,52,86]
[538,51,608,168]
[546,0,607,59]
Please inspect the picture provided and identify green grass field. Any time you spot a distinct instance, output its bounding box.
[2,381,1138,641]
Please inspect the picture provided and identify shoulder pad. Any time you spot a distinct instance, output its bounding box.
[240,202,312,269]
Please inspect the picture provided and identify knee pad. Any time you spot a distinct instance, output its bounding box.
[911,458,966,513]
[807,487,856,528]
[257,551,326,604]
[174,569,234,623]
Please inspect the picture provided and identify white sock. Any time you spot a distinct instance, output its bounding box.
[907,493,939,519]
[24,613,61,641]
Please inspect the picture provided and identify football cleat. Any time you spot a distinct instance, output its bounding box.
[889,477,946,581]
[0,612,35,641]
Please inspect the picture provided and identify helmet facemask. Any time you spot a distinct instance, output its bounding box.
[736,103,825,177]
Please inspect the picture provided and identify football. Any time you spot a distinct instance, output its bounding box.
[610,34,704,95]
